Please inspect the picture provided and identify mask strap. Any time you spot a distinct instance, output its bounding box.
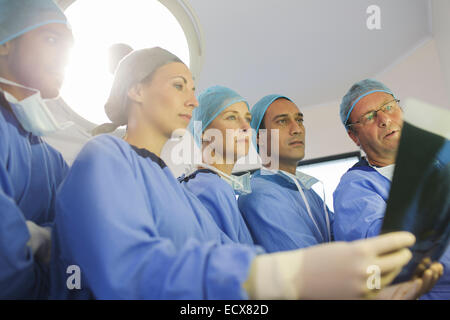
[263,168,331,241]
[291,176,326,242]
[0,77,39,94]
[318,181,332,242]
[193,163,245,189]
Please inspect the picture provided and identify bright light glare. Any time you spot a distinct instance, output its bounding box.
[61,0,190,125]
[297,157,359,212]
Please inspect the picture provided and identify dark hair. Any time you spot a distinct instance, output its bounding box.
[255,114,267,150]
[0,91,12,112]
[259,114,266,130]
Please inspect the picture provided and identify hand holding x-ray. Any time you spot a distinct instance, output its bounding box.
[375,260,443,299]
[244,231,415,300]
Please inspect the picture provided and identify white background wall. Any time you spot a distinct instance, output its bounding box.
[158,1,450,173]
[298,37,450,161]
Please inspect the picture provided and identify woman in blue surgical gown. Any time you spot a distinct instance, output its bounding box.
[49,48,259,299]
[178,85,254,245]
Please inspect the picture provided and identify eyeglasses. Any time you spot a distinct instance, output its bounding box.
[346,99,401,128]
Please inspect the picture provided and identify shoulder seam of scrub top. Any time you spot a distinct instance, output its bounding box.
[130,145,167,169]
[178,168,220,183]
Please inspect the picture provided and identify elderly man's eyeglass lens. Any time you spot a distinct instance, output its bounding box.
[347,99,400,127]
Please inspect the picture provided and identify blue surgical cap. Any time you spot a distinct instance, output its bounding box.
[250,94,294,152]
[0,0,68,45]
[340,79,396,128]
[188,85,249,146]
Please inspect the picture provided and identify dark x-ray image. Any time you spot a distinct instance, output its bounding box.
[382,121,450,283]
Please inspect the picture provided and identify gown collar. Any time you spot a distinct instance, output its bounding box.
[178,168,219,183]
[130,145,167,169]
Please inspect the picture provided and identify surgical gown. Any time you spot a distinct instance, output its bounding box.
[0,99,68,299]
[179,169,254,245]
[50,134,258,299]
[238,170,334,253]
[333,158,450,300]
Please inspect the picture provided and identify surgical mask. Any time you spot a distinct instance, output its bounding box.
[294,171,319,190]
[228,171,252,196]
[263,168,332,243]
[0,77,72,136]
[185,163,252,195]
[371,163,396,181]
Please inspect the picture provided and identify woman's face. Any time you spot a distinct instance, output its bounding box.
[203,101,252,163]
[135,62,198,138]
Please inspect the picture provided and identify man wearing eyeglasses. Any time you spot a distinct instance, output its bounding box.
[333,79,449,300]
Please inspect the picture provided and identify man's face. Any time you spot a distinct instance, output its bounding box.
[347,91,403,161]
[260,98,305,164]
[5,23,73,99]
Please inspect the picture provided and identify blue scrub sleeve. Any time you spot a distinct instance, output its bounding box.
[190,176,254,245]
[333,177,384,241]
[0,159,47,299]
[54,138,256,299]
[238,188,319,253]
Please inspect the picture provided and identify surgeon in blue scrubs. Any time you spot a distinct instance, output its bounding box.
[179,85,254,245]
[50,48,419,300]
[0,0,73,299]
[334,79,448,299]
[238,95,334,253]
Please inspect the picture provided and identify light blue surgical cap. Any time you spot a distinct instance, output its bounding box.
[188,85,249,146]
[0,0,68,45]
[340,79,396,128]
[250,94,294,152]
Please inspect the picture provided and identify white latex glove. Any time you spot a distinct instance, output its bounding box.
[243,232,415,300]
[26,220,52,265]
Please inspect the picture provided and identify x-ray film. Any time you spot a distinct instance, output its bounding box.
[381,98,450,283]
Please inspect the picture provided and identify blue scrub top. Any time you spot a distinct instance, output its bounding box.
[0,99,68,299]
[238,169,334,253]
[179,169,254,245]
[333,158,450,300]
[333,158,389,241]
[50,135,257,299]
